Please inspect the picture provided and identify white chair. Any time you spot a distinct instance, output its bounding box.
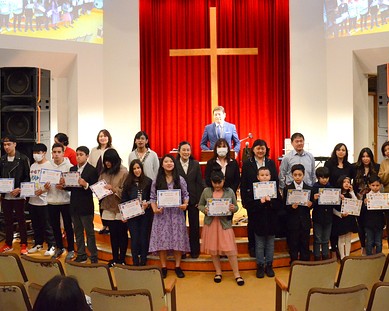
[0,282,32,311]
[365,282,389,311]
[275,258,338,311]
[28,283,42,306]
[380,253,389,282]
[0,253,28,283]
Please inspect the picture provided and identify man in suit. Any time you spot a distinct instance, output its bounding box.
[200,106,241,155]
[65,146,99,263]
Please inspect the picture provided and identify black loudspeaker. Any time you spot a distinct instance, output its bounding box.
[377,64,388,106]
[0,67,51,160]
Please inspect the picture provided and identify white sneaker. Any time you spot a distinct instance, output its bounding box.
[65,250,75,260]
[28,244,43,254]
[44,246,56,256]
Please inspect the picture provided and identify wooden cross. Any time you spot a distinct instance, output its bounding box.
[170,7,258,112]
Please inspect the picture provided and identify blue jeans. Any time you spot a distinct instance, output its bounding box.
[365,227,383,255]
[254,234,275,265]
[313,222,332,258]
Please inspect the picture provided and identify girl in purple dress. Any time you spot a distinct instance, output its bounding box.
[149,154,190,278]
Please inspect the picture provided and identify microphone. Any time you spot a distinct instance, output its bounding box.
[248,133,253,139]
[240,133,253,143]
[245,142,249,147]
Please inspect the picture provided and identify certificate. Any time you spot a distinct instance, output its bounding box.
[39,168,62,184]
[20,182,36,198]
[0,178,14,193]
[253,181,277,200]
[157,189,181,207]
[286,189,311,206]
[119,199,145,220]
[341,198,362,216]
[318,188,341,205]
[90,180,113,200]
[207,198,232,216]
[366,192,389,210]
[62,172,81,187]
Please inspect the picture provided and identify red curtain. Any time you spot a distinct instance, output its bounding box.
[139,0,290,164]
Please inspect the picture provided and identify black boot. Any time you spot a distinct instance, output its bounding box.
[256,264,264,278]
[265,263,275,277]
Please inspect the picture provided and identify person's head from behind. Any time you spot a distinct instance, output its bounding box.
[213,106,226,124]
[257,167,271,182]
[103,148,122,175]
[33,275,90,311]
[54,133,69,147]
[291,164,305,185]
[315,166,330,186]
[213,138,230,159]
[290,133,305,153]
[368,174,381,193]
[76,146,89,166]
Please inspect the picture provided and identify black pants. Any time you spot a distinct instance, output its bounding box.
[2,199,27,246]
[29,203,56,247]
[47,204,74,251]
[287,227,310,262]
[127,211,151,265]
[186,204,200,256]
[106,219,128,263]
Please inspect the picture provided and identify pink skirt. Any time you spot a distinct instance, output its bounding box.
[201,217,237,256]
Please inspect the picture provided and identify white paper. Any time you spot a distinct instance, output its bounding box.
[341,198,362,216]
[63,172,81,187]
[207,198,232,216]
[20,182,36,198]
[318,188,341,205]
[157,189,181,207]
[90,180,113,200]
[119,199,145,220]
[0,178,14,193]
[286,189,311,206]
[39,168,62,184]
[253,181,277,200]
[366,192,389,210]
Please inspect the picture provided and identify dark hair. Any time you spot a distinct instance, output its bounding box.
[369,174,381,184]
[33,275,90,311]
[337,175,352,194]
[328,143,349,165]
[2,134,17,143]
[291,164,305,174]
[132,131,150,151]
[54,133,69,146]
[355,147,378,189]
[212,138,231,160]
[291,133,304,142]
[315,166,330,179]
[76,146,89,155]
[381,141,389,157]
[32,143,47,152]
[155,154,181,190]
[102,149,122,175]
[210,168,225,183]
[52,143,64,151]
[123,159,148,193]
[257,166,271,177]
[97,129,112,149]
[176,141,194,160]
[250,139,270,158]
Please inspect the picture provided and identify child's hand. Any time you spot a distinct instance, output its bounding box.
[104,184,113,190]
[44,182,51,190]
[154,206,163,214]
[364,198,367,204]
[35,189,44,196]
[55,183,64,190]
[142,200,148,210]
[229,203,235,212]
[78,178,87,188]
[307,201,312,208]
[292,203,298,209]
[260,197,266,203]
[340,194,345,200]
[314,193,320,200]
[179,203,187,211]
[204,207,209,215]
[10,188,20,197]
[265,195,271,202]
[341,212,349,218]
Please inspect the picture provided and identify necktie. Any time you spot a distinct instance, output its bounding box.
[217,125,222,138]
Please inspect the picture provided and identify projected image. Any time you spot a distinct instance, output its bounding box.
[324,0,389,38]
[0,0,103,44]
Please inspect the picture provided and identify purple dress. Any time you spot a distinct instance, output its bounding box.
[148,176,190,253]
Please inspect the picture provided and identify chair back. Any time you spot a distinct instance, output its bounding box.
[112,265,166,310]
[306,284,368,311]
[28,283,42,306]
[287,258,338,311]
[20,255,65,286]
[64,261,115,294]
[0,282,32,311]
[380,254,389,282]
[335,253,386,292]
[0,253,28,283]
[90,288,153,311]
[366,282,389,311]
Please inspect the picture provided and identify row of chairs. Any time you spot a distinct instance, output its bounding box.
[275,253,389,311]
[0,253,175,311]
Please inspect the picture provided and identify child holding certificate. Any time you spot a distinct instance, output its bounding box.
[198,169,244,286]
[121,159,152,266]
[283,164,313,263]
[149,154,190,279]
[244,167,280,278]
[312,167,334,261]
[361,175,385,256]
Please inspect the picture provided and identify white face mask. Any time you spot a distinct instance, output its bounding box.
[33,153,44,162]
[216,147,228,157]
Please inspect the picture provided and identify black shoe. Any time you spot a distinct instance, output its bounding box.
[161,267,167,278]
[265,264,275,277]
[213,274,222,283]
[52,248,64,259]
[190,252,200,259]
[175,267,185,278]
[108,260,116,267]
[256,264,265,278]
[181,254,187,259]
[90,257,98,264]
[98,228,110,235]
[235,276,245,286]
[74,256,88,263]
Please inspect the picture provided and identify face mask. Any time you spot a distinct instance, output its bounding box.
[33,153,44,162]
[217,147,228,157]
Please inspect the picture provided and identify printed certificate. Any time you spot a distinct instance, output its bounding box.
[318,188,341,205]
[63,172,81,187]
[90,180,113,200]
[341,198,362,216]
[119,199,145,220]
[286,189,311,206]
[0,178,14,193]
[366,192,389,210]
[20,182,36,197]
[207,198,232,216]
[157,189,181,207]
[39,168,62,184]
[253,181,277,200]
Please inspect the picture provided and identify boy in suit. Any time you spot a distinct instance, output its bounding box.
[284,164,313,263]
[65,146,99,263]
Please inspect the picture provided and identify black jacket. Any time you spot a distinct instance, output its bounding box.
[176,158,204,206]
[0,150,30,196]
